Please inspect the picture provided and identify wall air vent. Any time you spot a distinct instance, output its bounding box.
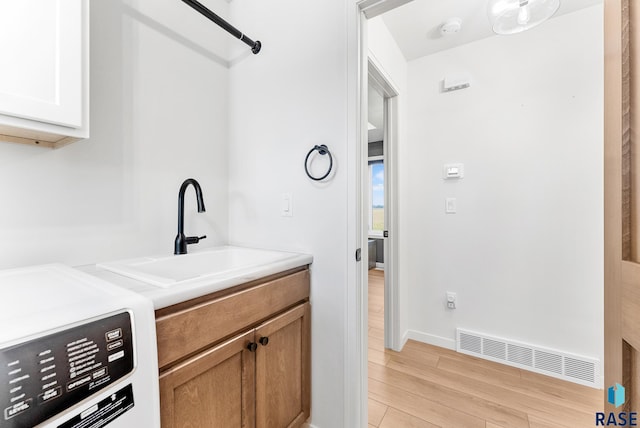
[456,329,600,388]
[459,332,481,354]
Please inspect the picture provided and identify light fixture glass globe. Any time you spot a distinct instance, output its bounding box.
[488,0,560,35]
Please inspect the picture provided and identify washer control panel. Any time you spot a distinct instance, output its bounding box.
[0,312,134,427]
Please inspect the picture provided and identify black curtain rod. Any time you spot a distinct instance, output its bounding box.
[181,0,261,54]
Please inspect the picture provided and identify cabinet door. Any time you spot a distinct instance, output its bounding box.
[255,303,310,428]
[159,330,256,428]
[0,1,83,128]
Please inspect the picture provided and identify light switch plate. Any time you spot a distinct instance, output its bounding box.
[446,198,457,214]
[281,193,293,217]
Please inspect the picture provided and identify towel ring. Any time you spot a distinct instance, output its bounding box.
[304,145,333,181]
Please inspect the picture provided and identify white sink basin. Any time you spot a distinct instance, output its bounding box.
[96,246,304,289]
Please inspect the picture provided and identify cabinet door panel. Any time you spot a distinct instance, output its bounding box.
[255,303,310,428]
[160,330,256,428]
[0,0,83,127]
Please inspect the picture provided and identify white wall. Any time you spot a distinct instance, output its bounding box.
[402,5,604,364]
[368,17,407,94]
[0,1,360,425]
[0,1,361,425]
[0,0,230,268]
[227,1,353,427]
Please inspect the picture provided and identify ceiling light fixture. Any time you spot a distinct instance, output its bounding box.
[487,0,560,35]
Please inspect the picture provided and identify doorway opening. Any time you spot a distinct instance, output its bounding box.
[366,60,399,352]
[356,0,605,426]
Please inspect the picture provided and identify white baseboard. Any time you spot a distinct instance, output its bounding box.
[396,329,410,351]
[406,330,456,350]
[375,262,384,269]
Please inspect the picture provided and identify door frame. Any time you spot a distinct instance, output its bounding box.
[603,0,623,405]
[367,58,400,350]
[604,0,640,410]
[347,1,410,427]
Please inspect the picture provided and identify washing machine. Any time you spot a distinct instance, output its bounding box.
[0,264,160,427]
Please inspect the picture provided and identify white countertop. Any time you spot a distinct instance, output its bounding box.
[79,246,313,309]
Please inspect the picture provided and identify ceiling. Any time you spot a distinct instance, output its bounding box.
[381,0,603,61]
[367,0,602,143]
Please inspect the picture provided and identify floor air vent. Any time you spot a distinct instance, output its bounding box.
[456,329,600,388]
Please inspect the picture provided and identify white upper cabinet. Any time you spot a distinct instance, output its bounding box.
[0,0,88,148]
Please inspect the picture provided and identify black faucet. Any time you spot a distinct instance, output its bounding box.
[174,178,207,255]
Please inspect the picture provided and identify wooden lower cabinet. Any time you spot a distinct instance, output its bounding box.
[156,270,310,428]
[256,304,310,428]
[159,330,256,428]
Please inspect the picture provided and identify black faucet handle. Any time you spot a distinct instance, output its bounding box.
[185,235,207,245]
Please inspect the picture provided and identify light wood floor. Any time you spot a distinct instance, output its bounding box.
[367,269,603,428]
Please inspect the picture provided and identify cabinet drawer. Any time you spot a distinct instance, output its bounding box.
[156,270,310,369]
